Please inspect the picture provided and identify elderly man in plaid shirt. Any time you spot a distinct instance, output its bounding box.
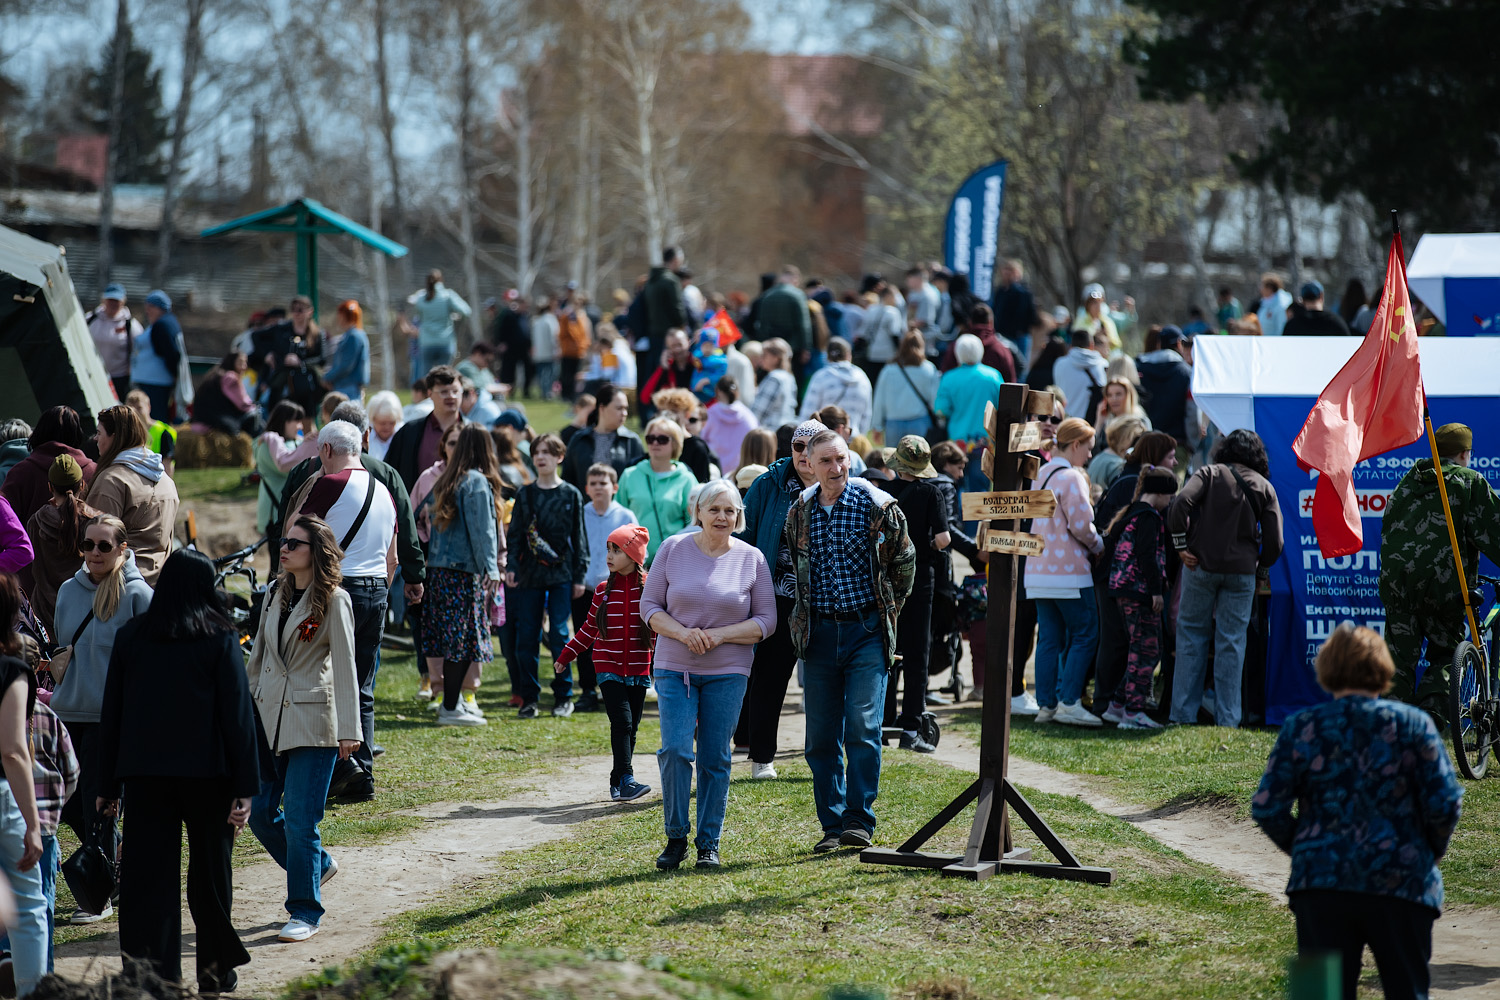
[784,429,915,854]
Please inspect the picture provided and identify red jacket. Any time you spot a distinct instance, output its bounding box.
[555,571,653,677]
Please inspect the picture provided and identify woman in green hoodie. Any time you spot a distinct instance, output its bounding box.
[617,419,696,566]
[51,513,153,924]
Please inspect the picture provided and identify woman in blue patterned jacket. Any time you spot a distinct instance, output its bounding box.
[1251,623,1464,1000]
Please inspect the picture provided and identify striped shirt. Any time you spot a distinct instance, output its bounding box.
[555,573,653,677]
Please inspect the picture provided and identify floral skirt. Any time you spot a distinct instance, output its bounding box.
[420,567,495,664]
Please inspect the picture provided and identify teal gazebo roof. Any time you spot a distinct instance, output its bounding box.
[201,198,408,315]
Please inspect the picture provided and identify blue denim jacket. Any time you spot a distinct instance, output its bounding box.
[425,470,501,578]
[1251,695,1463,911]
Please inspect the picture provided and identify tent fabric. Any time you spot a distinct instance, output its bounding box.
[1406,233,1500,326]
[1192,336,1500,434]
[0,223,116,429]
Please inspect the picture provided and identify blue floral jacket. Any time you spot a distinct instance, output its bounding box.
[1251,695,1464,912]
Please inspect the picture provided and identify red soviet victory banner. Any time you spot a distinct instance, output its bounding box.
[1292,232,1424,558]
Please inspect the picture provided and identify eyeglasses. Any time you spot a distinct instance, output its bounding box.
[79,539,117,553]
[281,538,308,552]
[646,434,672,446]
[792,441,808,452]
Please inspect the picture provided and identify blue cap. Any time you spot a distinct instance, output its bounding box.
[1159,324,1189,347]
[145,289,172,311]
[494,409,527,431]
[1299,280,1324,301]
[102,282,126,301]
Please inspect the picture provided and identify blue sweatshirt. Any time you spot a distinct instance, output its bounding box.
[51,551,154,723]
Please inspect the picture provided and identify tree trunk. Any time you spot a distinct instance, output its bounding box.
[1283,185,1303,292]
[455,14,482,346]
[514,88,536,298]
[373,0,411,289]
[369,180,394,389]
[632,64,664,259]
[97,0,131,295]
[155,0,206,285]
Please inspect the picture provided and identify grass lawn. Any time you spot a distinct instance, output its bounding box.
[174,466,258,503]
[952,708,1500,909]
[376,754,1295,1000]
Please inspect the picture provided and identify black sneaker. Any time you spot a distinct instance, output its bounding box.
[327,760,374,802]
[814,833,842,854]
[198,967,237,996]
[552,700,574,718]
[898,731,938,754]
[518,702,539,719]
[575,690,600,712]
[618,776,652,802]
[371,745,386,758]
[839,827,872,848]
[656,837,689,870]
[695,848,721,869]
[610,784,621,802]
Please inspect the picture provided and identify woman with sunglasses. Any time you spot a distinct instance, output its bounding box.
[736,418,825,778]
[649,388,717,484]
[51,514,153,924]
[616,418,696,567]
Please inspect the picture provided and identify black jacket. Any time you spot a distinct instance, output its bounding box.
[1135,350,1193,441]
[506,482,588,589]
[681,436,717,484]
[278,453,426,584]
[383,414,471,492]
[97,622,260,799]
[642,266,689,356]
[562,427,645,491]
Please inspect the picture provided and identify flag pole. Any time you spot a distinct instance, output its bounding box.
[1395,208,1485,651]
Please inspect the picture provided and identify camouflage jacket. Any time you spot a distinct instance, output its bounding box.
[784,478,916,661]
[1380,458,1500,609]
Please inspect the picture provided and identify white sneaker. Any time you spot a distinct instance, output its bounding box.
[1010,692,1040,716]
[751,762,778,780]
[1102,702,1126,724]
[278,918,319,943]
[1054,700,1104,728]
[320,856,339,886]
[1034,706,1056,724]
[461,693,485,717]
[1118,711,1164,730]
[71,904,112,924]
[427,697,442,713]
[436,705,487,727]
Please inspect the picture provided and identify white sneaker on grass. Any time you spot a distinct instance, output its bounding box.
[751,762,778,780]
[71,904,112,924]
[1054,700,1104,728]
[1034,706,1056,724]
[436,705,487,727]
[278,918,319,943]
[461,692,485,717]
[1010,692,1040,716]
[1102,702,1127,725]
[1118,711,1164,730]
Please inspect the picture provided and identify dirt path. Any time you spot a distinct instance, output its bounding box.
[761,707,1500,1000]
[53,757,620,995]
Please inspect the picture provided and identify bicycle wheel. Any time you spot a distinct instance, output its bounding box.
[1449,641,1491,780]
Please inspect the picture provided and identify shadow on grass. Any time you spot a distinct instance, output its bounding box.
[426,797,658,826]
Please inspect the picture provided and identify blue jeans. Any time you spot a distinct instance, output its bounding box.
[1172,566,1255,727]
[249,746,338,925]
[509,583,573,704]
[880,417,929,445]
[419,342,454,381]
[0,782,47,996]
[655,670,747,850]
[533,361,557,399]
[803,611,889,837]
[1034,591,1099,708]
[961,450,991,535]
[2,833,60,974]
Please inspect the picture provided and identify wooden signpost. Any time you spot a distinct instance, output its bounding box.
[862,382,1113,885]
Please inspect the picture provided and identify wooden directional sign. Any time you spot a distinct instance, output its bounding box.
[983,530,1047,556]
[981,449,993,479]
[1024,390,1055,416]
[1007,422,1042,452]
[1019,454,1041,480]
[963,490,1057,521]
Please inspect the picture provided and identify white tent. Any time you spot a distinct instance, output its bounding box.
[1406,232,1500,329]
[0,224,116,429]
[1191,335,1500,434]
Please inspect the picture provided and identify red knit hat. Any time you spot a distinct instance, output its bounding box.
[607,524,650,568]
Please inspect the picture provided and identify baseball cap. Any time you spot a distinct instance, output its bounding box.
[565,280,579,290]
[1082,282,1106,301]
[103,282,126,301]
[885,435,937,478]
[494,409,527,431]
[145,289,172,311]
[1159,324,1190,348]
[1299,280,1325,300]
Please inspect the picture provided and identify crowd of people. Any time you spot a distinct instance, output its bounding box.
[0,245,1477,996]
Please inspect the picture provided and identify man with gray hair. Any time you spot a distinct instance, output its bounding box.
[798,338,873,437]
[0,418,32,483]
[280,412,425,804]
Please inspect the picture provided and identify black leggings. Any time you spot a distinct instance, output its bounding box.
[600,680,648,786]
[1289,890,1435,1000]
[886,568,934,729]
[442,659,470,711]
[746,595,798,764]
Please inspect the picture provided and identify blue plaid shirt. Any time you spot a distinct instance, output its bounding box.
[809,485,877,613]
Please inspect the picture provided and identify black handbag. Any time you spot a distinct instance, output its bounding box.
[62,821,117,915]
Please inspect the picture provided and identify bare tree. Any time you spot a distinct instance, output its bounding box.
[154,0,208,284]
[97,0,131,293]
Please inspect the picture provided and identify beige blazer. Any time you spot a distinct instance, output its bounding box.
[246,582,360,752]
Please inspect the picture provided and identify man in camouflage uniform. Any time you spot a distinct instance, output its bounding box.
[1380,423,1500,725]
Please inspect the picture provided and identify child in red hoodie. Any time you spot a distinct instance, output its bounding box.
[555,524,654,801]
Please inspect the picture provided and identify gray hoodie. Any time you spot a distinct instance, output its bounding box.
[50,550,154,723]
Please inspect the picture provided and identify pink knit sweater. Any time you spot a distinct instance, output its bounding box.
[1023,456,1103,594]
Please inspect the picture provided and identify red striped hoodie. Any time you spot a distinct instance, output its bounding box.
[554,571,652,677]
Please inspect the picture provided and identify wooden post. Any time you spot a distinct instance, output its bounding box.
[862,383,1113,885]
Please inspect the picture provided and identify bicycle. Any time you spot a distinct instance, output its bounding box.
[1449,573,1500,780]
[212,536,271,656]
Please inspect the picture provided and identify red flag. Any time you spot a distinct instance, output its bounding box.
[1292,233,1423,558]
[707,308,742,348]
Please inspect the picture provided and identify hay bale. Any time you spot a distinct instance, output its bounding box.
[174,426,253,469]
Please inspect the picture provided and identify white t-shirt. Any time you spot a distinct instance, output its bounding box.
[299,467,398,578]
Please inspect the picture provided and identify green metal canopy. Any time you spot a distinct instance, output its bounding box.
[200,198,408,315]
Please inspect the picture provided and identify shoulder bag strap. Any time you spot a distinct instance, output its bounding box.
[71,610,95,648]
[340,471,380,551]
[1225,464,1265,525]
[896,363,939,424]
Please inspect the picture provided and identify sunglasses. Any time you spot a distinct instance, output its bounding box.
[1031,415,1063,425]
[281,538,308,552]
[688,415,703,425]
[79,539,117,553]
[646,434,672,446]
[792,441,808,452]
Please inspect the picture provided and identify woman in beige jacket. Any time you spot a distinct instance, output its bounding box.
[245,514,359,944]
[87,405,179,586]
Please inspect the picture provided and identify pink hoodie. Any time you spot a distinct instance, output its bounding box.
[1023,456,1103,594]
[701,400,759,475]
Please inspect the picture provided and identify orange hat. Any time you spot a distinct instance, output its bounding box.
[607,523,650,568]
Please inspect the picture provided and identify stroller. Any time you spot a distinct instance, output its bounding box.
[929,574,971,703]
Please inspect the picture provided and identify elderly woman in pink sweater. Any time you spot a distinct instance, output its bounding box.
[1025,417,1105,727]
